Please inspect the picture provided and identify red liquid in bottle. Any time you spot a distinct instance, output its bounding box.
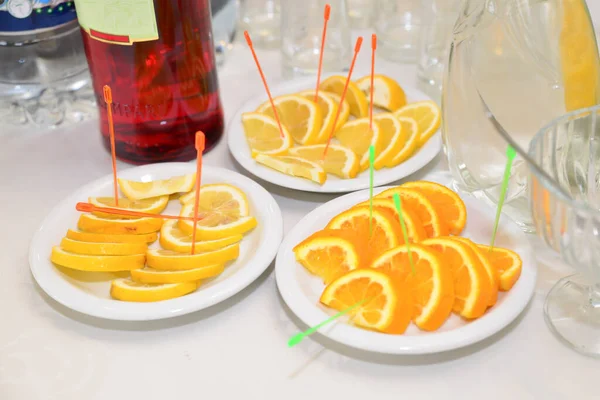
[80,0,224,164]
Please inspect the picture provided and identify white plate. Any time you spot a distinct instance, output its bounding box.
[29,163,283,321]
[275,179,537,354]
[228,76,442,193]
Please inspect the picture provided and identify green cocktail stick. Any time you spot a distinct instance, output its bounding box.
[369,145,375,237]
[393,193,416,275]
[490,146,516,250]
[288,298,369,347]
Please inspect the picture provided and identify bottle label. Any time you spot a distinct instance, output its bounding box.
[73,0,158,45]
[0,0,77,35]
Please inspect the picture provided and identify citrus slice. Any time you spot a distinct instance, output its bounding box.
[66,229,157,244]
[326,92,352,131]
[355,198,427,243]
[320,75,369,118]
[326,205,402,263]
[293,229,367,284]
[110,279,199,302]
[320,268,413,334]
[118,174,196,201]
[131,264,225,284]
[335,117,382,171]
[394,101,441,146]
[355,74,407,111]
[386,116,420,168]
[255,94,323,145]
[451,237,499,307]
[60,237,147,256]
[296,90,350,143]
[88,196,169,219]
[241,112,293,157]
[476,244,523,291]
[422,237,491,319]
[146,244,240,271]
[372,113,406,169]
[160,220,243,253]
[288,144,360,179]
[375,187,448,238]
[50,247,145,272]
[400,181,467,235]
[178,183,250,213]
[254,154,327,185]
[78,214,163,235]
[370,244,454,331]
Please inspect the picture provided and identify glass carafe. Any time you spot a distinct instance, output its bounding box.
[442,0,600,231]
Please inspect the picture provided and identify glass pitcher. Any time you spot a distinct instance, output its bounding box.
[442,0,600,231]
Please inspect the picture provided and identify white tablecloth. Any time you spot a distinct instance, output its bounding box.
[2,7,600,399]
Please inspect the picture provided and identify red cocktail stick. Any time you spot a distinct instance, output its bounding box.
[103,85,119,207]
[244,31,285,138]
[75,202,201,221]
[191,132,205,255]
[323,36,364,159]
[369,34,377,131]
[314,4,331,103]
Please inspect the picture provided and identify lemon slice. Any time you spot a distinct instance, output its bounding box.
[118,174,196,201]
[255,94,323,145]
[66,229,157,244]
[372,113,405,169]
[241,112,293,157]
[387,116,420,167]
[160,220,243,253]
[326,92,351,131]
[78,214,163,234]
[320,75,369,118]
[88,196,169,219]
[296,90,350,143]
[60,238,147,256]
[334,117,382,171]
[146,244,240,271]
[50,247,145,271]
[288,144,359,179]
[178,184,250,213]
[394,101,441,146]
[355,74,407,111]
[255,154,327,185]
[110,278,199,302]
[131,264,225,284]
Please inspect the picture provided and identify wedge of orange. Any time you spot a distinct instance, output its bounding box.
[326,205,402,263]
[355,198,427,243]
[477,244,523,291]
[401,181,467,235]
[294,229,367,284]
[370,244,454,331]
[375,187,448,238]
[422,237,491,319]
[320,268,413,334]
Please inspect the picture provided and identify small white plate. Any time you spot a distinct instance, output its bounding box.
[227,76,442,193]
[275,179,537,354]
[29,163,283,321]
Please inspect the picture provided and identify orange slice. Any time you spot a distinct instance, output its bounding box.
[370,244,454,331]
[294,229,367,284]
[400,181,467,235]
[320,269,413,334]
[422,237,492,319]
[477,244,523,291]
[375,187,448,238]
[355,198,427,243]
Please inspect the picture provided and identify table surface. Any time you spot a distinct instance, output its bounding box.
[2,7,600,399]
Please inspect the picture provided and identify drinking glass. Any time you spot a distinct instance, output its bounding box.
[443,0,600,231]
[211,0,238,66]
[238,0,280,49]
[529,105,600,357]
[281,0,351,79]
[346,0,377,29]
[375,0,423,63]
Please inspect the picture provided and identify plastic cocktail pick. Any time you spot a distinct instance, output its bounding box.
[393,193,416,275]
[369,145,375,237]
[369,34,377,131]
[244,31,285,139]
[191,132,205,255]
[287,298,369,347]
[103,85,119,207]
[314,4,331,104]
[490,146,517,250]
[75,202,201,222]
[323,36,364,159]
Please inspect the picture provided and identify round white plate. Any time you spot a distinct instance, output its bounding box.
[275,178,537,354]
[29,163,283,321]
[228,76,442,193]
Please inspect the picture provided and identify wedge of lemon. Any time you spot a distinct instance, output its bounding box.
[394,101,441,146]
[146,244,240,271]
[255,154,327,185]
[110,278,199,302]
[326,92,351,131]
[241,112,293,157]
[335,117,382,171]
[131,264,225,284]
[320,75,369,118]
[386,116,420,168]
[118,174,196,201]
[50,247,145,271]
[355,74,407,111]
[66,229,157,244]
[288,144,360,179]
[178,183,250,212]
[60,238,147,256]
[88,195,169,219]
[78,214,163,234]
[296,90,350,143]
[160,220,243,253]
[372,113,405,169]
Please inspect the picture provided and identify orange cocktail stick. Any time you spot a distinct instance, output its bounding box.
[314,4,331,103]
[75,202,201,222]
[244,31,285,138]
[190,132,205,255]
[323,36,364,159]
[103,85,119,207]
[369,34,377,131]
